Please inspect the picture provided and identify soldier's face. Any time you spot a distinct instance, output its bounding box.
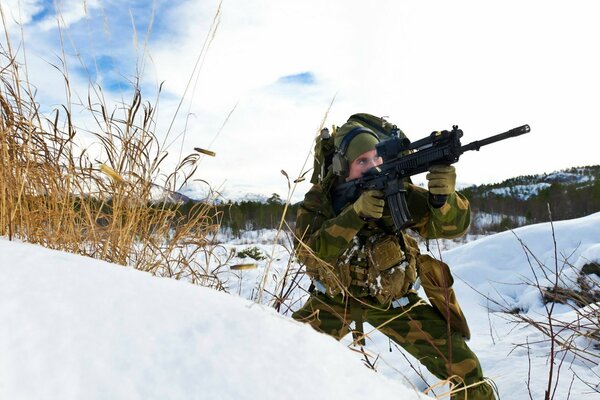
[346,149,383,181]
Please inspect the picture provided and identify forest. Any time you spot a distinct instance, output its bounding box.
[213,165,600,236]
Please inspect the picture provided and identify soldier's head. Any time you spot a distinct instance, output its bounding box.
[332,121,382,181]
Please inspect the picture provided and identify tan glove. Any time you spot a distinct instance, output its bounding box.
[352,190,385,219]
[426,165,456,196]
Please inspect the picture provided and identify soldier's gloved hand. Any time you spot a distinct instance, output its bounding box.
[426,165,456,196]
[352,190,385,219]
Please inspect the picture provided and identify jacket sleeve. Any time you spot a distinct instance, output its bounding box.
[295,184,365,264]
[404,183,471,239]
[294,184,367,293]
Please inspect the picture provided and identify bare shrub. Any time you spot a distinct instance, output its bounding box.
[483,211,600,399]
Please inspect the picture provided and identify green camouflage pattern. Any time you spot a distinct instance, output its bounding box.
[295,177,471,298]
[293,171,494,398]
[292,292,495,399]
[419,254,472,340]
[405,183,471,240]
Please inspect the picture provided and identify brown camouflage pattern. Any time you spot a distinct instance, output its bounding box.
[293,174,495,399]
[419,254,472,340]
[295,178,471,298]
[292,292,496,399]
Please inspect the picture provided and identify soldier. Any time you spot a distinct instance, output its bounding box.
[293,114,496,400]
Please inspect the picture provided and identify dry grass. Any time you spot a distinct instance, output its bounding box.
[0,14,226,289]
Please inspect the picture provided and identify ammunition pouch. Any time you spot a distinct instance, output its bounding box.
[367,234,403,271]
[297,245,352,297]
[349,265,368,288]
[365,234,417,304]
[302,234,418,304]
[418,254,471,340]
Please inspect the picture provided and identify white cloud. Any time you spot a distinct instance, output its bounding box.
[0,0,44,27]
[146,0,600,199]
[35,0,102,31]
[6,0,600,201]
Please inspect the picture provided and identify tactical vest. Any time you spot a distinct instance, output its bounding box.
[336,220,418,304]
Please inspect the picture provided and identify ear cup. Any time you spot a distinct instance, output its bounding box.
[333,127,379,177]
[331,152,348,177]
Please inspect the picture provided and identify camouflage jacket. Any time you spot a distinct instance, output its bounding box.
[295,174,471,303]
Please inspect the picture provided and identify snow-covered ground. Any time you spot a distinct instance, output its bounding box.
[423,212,600,399]
[478,168,597,201]
[487,182,551,200]
[2,213,600,399]
[0,239,425,400]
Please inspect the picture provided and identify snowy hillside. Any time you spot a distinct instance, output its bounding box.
[364,213,600,398]
[0,238,425,400]
[460,165,600,233]
[216,213,600,399]
[475,165,599,201]
[178,179,272,204]
[1,213,599,399]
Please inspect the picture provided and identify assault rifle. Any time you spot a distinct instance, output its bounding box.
[332,124,531,230]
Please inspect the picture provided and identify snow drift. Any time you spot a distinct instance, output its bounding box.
[0,238,425,400]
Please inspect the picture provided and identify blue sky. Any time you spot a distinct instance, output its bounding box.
[277,72,316,86]
[3,0,600,201]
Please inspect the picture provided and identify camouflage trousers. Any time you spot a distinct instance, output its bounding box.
[292,291,496,400]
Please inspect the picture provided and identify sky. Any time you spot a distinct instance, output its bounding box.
[2,0,600,201]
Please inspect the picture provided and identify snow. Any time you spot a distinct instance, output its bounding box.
[481,168,597,200]
[443,211,600,313]
[386,212,600,398]
[470,211,526,231]
[2,212,600,399]
[487,182,551,200]
[545,171,595,184]
[575,243,600,269]
[214,228,292,244]
[179,180,272,204]
[0,238,425,400]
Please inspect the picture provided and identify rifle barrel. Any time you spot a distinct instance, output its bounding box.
[461,124,530,152]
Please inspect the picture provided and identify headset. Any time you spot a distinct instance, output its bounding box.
[331,126,380,177]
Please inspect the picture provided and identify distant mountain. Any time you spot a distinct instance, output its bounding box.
[149,183,194,204]
[171,165,599,237]
[178,180,273,205]
[232,193,272,204]
[462,165,600,233]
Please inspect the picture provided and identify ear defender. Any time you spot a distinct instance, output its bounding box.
[332,127,379,177]
[331,152,349,177]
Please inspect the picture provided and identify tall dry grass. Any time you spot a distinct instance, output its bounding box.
[0,15,225,289]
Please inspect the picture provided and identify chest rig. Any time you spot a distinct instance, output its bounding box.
[337,221,411,299]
